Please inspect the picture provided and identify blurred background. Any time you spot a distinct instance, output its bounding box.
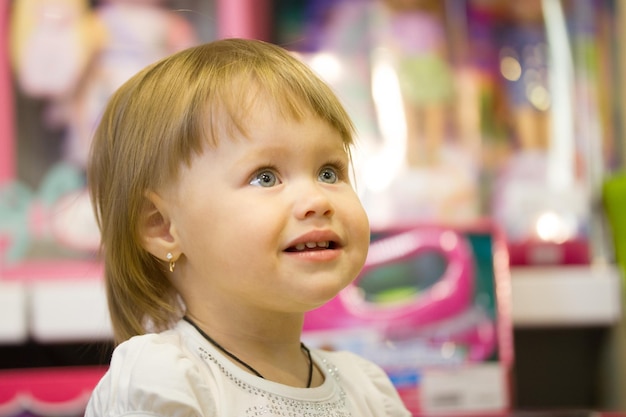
[1,0,626,415]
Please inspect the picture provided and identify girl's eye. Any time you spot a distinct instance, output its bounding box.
[250,170,279,187]
[319,167,339,184]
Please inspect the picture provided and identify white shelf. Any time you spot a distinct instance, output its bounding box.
[30,277,112,341]
[0,281,28,343]
[0,276,113,344]
[0,264,622,343]
[510,264,622,327]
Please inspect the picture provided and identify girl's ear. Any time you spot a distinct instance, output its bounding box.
[139,191,180,261]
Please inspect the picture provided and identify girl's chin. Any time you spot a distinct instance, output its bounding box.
[303,283,352,309]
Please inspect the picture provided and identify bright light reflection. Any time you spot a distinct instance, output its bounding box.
[366,48,407,192]
[308,53,343,84]
[500,56,521,81]
[441,342,457,359]
[535,211,575,243]
[527,84,551,111]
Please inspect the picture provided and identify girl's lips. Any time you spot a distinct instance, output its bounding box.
[284,247,342,262]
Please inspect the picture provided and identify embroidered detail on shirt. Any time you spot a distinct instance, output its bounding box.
[197,347,351,416]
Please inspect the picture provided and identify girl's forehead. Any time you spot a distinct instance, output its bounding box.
[210,93,309,136]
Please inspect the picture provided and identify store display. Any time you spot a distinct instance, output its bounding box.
[467,0,618,266]
[1,0,208,270]
[0,0,624,413]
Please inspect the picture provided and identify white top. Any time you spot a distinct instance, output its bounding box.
[85,320,411,417]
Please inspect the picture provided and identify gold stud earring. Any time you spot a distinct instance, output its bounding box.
[166,252,175,272]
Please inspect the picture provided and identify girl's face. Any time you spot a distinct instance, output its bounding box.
[165,102,370,319]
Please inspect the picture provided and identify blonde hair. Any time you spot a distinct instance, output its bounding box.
[88,38,356,344]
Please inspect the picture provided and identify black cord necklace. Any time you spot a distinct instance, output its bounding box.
[183,316,313,388]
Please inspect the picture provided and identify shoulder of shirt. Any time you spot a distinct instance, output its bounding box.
[313,349,412,417]
[110,330,192,375]
[86,328,216,417]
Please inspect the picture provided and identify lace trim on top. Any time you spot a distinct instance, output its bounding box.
[197,346,351,417]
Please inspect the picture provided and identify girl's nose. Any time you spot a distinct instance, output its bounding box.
[293,183,334,220]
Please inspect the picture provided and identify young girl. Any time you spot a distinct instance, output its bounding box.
[85,38,411,416]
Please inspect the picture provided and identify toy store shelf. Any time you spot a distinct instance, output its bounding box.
[510,264,622,327]
[0,280,28,343]
[0,264,622,343]
[0,260,112,343]
[0,276,112,343]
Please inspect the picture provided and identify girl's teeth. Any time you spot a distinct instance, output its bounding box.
[294,241,330,251]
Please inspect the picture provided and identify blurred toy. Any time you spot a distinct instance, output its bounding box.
[0,162,96,263]
[10,0,104,99]
[372,0,455,167]
[64,0,199,168]
[305,0,479,226]
[7,0,198,261]
[11,0,198,168]
[498,1,551,153]
[491,0,590,264]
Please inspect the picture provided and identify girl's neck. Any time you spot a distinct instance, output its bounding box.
[185,303,304,343]
[184,310,319,387]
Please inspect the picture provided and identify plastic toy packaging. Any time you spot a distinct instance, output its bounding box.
[488,0,588,265]
[3,0,201,267]
[466,0,618,265]
[294,0,482,229]
[303,223,513,415]
[11,0,198,166]
[292,0,619,266]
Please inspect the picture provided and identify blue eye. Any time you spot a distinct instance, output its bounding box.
[319,167,338,184]
[250,170,278,187]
